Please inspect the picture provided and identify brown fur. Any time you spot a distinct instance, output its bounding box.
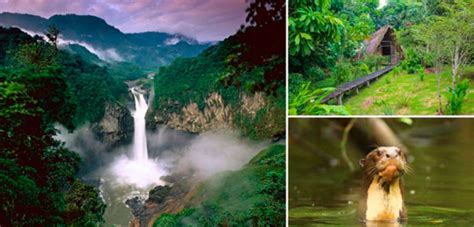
[357,147,408,222]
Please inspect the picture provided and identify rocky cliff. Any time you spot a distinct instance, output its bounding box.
[92,102,133,147]
[152,91,283,139]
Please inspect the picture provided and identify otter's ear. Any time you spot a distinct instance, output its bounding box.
[359,158,366,167]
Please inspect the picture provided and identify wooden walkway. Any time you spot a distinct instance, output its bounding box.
[321,64,397,105]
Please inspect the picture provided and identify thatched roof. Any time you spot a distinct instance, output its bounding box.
[365,25,392,54]
[357,25,403,61]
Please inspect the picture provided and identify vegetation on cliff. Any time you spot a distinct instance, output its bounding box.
[0,26,139,129]
[153,144,285,226]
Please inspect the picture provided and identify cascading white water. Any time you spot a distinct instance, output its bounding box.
[131,87,149,161]
[104,86,166,189]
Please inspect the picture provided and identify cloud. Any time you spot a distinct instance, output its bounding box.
[17,27,123,62]
[0,0,247,42]
[55,37,124,62]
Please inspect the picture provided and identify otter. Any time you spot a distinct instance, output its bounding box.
[357,146,408,223]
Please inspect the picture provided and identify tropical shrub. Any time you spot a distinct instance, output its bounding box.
[362,55,387,71]
[401,48,422,74]
[332,61,353,85]
[289,73,306,97]
[306,66,326,81]
[446,79,470,115]
[417,67,425,81]
[289,82,349,115]
[392,66,401,77]
[359,63,370,76]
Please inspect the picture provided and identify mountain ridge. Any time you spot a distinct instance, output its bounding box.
[0,12,211,69]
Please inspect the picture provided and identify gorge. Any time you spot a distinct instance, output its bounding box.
[55,85,275,225]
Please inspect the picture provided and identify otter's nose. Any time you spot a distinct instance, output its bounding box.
[385,149,399,158]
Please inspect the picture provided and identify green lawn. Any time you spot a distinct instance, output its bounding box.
[343,66,474,115]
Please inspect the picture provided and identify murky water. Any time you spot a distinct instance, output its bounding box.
[289,119,474,226]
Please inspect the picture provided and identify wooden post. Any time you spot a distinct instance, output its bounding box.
[366,81,370,87]
[356,87,360,94]
[337,93,344,105]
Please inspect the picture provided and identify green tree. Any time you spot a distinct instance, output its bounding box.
[63,180,106,225]
[0,40,106,225]
[12,42,56,69]
[374,0,427,29]
[421,1,474,88]
[289,0,344,70]
[440,2,474,88]
[0,80,105,225]
[46,25,61,49]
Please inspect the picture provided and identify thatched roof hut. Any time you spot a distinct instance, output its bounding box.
[358,25,403,64]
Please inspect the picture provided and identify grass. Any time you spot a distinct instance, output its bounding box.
[343,66,474,115]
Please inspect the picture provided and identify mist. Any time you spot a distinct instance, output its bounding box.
[172,131,269,178]
[57,38,124,62]
[55,124,268,186]
[11,27,123,62]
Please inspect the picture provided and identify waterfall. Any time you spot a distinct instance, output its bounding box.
[131,87,148,161]
[97,87,166,190]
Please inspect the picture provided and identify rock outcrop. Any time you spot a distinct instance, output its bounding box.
[166,92,233,133]
[161,92,268,134]
[127,173,202,227]
[92,102,133,147]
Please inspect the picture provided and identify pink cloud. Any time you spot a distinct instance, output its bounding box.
[0,0,247,42]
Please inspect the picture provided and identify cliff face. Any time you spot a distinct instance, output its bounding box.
[152,91,282,139]
[92,102,133,147]
[165,92,234,133]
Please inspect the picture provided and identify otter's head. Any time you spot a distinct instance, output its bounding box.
[359,146,407,184]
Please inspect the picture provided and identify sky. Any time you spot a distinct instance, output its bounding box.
[380,0,388,8]
[0,0,248,42]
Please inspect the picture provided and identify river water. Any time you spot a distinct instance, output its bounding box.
[289,118,474,226]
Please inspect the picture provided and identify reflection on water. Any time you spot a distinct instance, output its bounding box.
[289,119,474,226]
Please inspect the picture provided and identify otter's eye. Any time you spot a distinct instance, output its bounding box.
[377,150,382,156]
[386,154,390,158]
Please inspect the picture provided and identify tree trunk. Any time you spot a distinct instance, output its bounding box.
[452,44,460,89]
[436,67,443,114]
